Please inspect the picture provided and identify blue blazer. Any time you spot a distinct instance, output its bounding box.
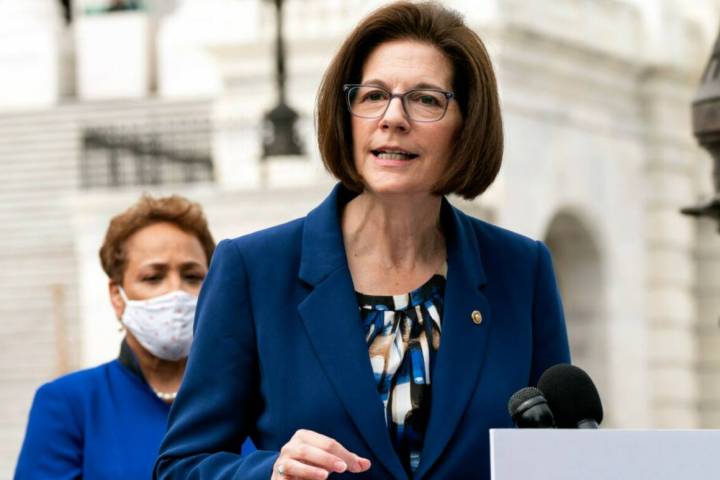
[16,360,171,480]
[154,184,570,480]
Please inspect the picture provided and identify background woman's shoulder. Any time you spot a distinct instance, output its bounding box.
[34,360,118,404]
[24,360,120,442]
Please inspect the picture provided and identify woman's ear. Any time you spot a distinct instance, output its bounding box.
[109,281,125,320]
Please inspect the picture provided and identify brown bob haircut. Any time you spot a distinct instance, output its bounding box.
[317,1,503,200]
[99,195,216,284]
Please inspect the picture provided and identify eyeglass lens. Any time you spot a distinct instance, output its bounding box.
[347,86,448,121]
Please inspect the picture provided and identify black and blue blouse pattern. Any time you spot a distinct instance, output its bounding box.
[357,269,446,475]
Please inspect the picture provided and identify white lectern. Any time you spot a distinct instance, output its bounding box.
[490,429,720,480]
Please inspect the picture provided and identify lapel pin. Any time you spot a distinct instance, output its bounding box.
[471,310,483,325]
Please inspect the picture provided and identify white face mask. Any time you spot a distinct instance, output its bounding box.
[119,288,197,361]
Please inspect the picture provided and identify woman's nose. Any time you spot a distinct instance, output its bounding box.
[380,97,409,131]
[167,273,182,292]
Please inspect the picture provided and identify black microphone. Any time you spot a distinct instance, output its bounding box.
[538,364,603,429]
[507,386,555,428]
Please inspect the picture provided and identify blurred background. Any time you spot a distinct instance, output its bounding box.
[1,0,720,476]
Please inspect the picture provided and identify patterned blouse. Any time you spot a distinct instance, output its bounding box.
[357,267,446,475]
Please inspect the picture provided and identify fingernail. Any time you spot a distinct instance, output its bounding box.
[334,461,347,472]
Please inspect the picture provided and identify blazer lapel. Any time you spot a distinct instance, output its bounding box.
[415,200,493,480]
[297,185,408,480]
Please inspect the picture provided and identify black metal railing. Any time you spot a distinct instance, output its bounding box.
[81,120,214,189]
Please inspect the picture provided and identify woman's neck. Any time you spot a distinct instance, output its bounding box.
[125,334,185,399]
[342,191,446,294]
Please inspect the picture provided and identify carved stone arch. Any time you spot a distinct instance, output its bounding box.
[543,208,609,419]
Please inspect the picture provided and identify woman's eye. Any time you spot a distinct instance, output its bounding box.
[142,275,163,283]
[363,90,388,102]
[184,274,205,283]
[413,94,440,106]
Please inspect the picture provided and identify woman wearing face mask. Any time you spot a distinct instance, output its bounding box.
[15,195,252,479]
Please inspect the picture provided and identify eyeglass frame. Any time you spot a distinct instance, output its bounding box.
[342,83,456,123]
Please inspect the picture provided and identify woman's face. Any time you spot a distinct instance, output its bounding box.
[351,39,463,197]
[110,222,208,317]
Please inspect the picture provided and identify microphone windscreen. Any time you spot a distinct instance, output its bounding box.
[537,364,603,428]
[507,386,544,417]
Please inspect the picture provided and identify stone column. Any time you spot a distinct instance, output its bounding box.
[696,215,720,427]
[74,7,151,99]
[692,136,720,427]
[157,0,261,98]
[642,68,701,427]
[0,0,67,109]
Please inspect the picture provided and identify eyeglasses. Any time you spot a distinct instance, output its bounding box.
[343,84,455,122]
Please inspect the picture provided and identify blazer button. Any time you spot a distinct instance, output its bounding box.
[471,310,483,325]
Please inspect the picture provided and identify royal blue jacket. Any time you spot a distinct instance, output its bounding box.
[154,184,570,479]
[15,345,254,479]
[15,358,171,479]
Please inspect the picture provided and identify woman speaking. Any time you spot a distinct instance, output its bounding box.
[155,2,570,479]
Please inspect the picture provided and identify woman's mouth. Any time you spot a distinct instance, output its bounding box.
[371,149,419,160]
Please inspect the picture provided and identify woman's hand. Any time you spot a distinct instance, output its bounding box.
[272,429,372,479]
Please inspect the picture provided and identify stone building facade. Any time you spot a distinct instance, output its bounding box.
[1,0,719,476]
